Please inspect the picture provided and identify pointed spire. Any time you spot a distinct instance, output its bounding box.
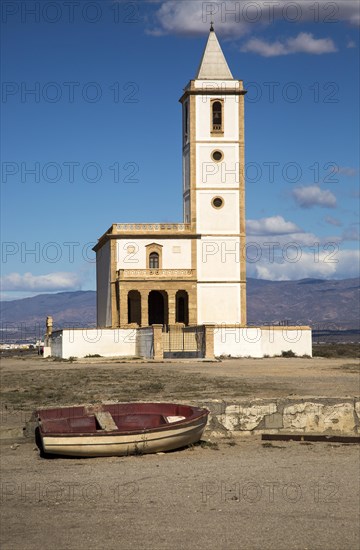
[195,28,233,80]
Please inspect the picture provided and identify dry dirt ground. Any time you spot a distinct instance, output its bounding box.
[1,438,359,550]
[1,354,359,549]
[1,354,359,422]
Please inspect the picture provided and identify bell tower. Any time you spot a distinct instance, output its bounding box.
[179,26,247,325]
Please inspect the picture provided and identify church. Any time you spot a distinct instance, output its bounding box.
[94,26,247,330]
[39,26,312,359]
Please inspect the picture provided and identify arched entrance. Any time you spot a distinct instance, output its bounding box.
[176,290,189,325]
[127,290,141,325]
[148,291,168,326]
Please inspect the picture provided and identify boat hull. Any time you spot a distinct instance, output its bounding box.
[36,403,209,457]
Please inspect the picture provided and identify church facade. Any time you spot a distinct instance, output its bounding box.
[94,28,247,329]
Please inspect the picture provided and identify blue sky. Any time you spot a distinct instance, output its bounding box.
[1,0,359,299]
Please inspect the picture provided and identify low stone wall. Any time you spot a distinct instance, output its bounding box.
[199,398,360,437]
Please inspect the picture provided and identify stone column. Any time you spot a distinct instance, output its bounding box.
[119,288,128,328]
[140,290,149,327]
[46,316,53,337]
[204,324,215,359]
[152,324,164,361]
[168,290,176,326]
[188,284,197,325]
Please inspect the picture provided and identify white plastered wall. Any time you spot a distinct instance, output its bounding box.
[183,149,190,191]
[117,239,192,270]
[197,284,240,324]
[196,191,239,234]
[197,237,241,281]
[51,328,137,359]
[195,93,239,142]
[197,144,239,188]
[194,80,241,90]
[214,327,312,357]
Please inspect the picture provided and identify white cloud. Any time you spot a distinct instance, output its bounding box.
[148,0,250,37]
[292,185,337,208]
[149,1,360,37]
[248,249,360,281]
[347,40,356,48]
[246,215,338,250]
[241,33,337,57]
[0,272,83,292]
[325,216,343,227]
[334,166,358,177]
[247,215,301,236]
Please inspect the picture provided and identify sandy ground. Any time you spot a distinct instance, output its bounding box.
[1,354,359,549]
[1,438,359,550]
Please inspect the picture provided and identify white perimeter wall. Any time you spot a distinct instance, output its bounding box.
[50,326,312,359]
[51,329,137,359]
[214,327,312,358]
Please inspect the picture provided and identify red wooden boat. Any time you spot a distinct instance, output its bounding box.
[35,403,209,457]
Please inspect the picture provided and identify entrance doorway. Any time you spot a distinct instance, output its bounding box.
[176,290,189,325]
[148,291,168,326]
[127,291,141,325]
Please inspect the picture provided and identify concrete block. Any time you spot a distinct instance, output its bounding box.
[283,401,356,433]
[355,401,360,423]
[218,413,239,431]
[265,412,283,429]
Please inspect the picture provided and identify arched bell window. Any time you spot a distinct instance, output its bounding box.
[149,252,159,269]
[211,100,224,134]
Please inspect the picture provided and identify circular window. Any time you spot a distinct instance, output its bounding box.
[212,197,224,209]
[211,150,223,162]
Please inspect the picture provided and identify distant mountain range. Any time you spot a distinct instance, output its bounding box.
[246,277,359,330]
[1,278,359,342]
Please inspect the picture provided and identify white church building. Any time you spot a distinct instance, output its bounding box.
[47,27,312,359]
[95,26,247,329]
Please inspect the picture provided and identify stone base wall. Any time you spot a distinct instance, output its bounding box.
[199,398,360,437]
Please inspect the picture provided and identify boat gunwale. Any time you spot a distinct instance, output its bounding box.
[36,403,209,438]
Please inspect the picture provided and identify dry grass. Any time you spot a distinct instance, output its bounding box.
[312,343,359,359]
[0,366,253,412]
